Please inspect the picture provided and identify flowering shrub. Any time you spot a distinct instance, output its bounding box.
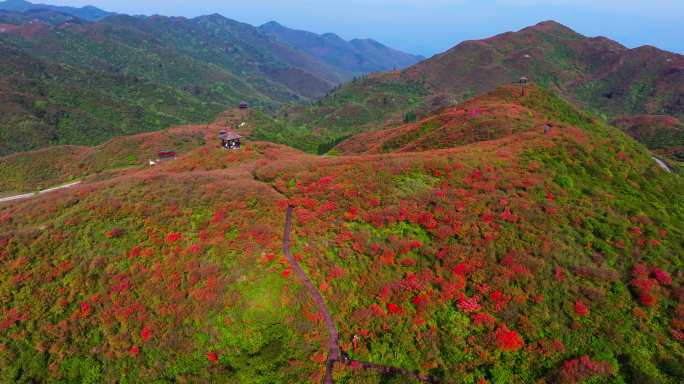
[631,263,664,307]
[165,232,182,244]
[651,268,672,286]
[105,228,125,238]
[0,212,11,223]
[489,290,510,312]
[574,300,589,317]
[472,313,496,327]
[458,295,482,313]
[80,302,91,317]
[495,324,524,352]
[387,303,402,315]
[140,326,152,342]
[557,355,613,383]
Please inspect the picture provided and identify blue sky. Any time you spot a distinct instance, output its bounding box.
[42,0,684,56]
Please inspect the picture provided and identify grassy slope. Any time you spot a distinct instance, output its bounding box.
[1,87,683,383]
[249,74,430,154]
[0,125,208,193]
[0,35,232,156]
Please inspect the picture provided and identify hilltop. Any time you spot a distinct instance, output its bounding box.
[253,21,684,155]
[1,85,683,383]
[335,85,572,154]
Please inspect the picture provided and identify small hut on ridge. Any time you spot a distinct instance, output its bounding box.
[219,130,242,150]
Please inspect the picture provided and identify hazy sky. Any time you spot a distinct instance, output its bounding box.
[40,0,684,57]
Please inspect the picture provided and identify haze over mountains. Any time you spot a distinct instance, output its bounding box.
[260,21,424,78]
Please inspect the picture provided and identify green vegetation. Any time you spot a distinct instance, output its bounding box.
[0,11,339,156]
[0,127,206,193]
[250,78,429,153]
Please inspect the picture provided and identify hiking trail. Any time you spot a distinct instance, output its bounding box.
[282,205,439,383]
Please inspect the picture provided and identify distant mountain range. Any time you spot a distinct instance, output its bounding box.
[0,2,421,156]
[252,21,684,157]
[260,21,423,79]
[0,0,113,21]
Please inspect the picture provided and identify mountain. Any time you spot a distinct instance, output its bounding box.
[400,21,683,118]
[1,85,683,383]
[260,21,423,79]
[0,10,417,156]
[0,0,113,21]
[0,8,84,25]
[255,21,684,155]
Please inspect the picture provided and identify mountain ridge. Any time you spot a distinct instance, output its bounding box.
[259,20,423,79]
[0,0,113,20]
[252,20,684,159]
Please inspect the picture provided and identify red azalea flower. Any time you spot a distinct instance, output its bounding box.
[574,300,589,317]
[387,303,402,314]
[495,324,524,352]
[651,268,672,286]
[140,326,152,342]
[458,295,481,313]
[165,232,182,243]
[80,302,91,316]
[207,351,219,362]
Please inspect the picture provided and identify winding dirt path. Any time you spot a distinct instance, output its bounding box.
[0,181,81,204]
[283,205,340,383]
[282,205,439,384]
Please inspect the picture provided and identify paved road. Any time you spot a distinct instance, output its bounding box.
[0,181,81,204]
[282,205,439,384]
[652,157,672,173]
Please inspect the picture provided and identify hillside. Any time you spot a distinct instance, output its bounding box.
[260,21,423,79]
[0,124,210,194]
[335,85,573,154]
[611,115,684,163]
[254,21,684,154]
[0,9,419,156]
[1,86,683,383]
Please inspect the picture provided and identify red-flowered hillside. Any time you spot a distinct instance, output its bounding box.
[336,85,567,154]
[1,86,683,383]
